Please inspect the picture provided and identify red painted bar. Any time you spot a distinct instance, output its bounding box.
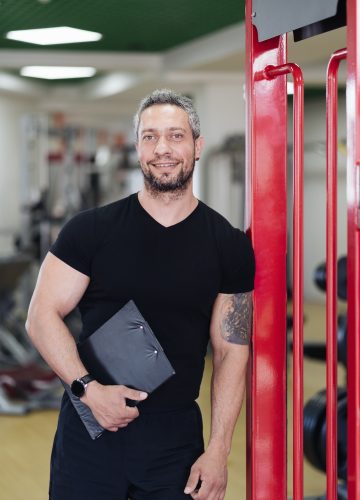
[326,48,347,500]
[245,3,288,498]
[346,0,360,497]
[263,63,304,500]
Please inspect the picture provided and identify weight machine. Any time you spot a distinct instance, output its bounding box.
[245,0,359,499]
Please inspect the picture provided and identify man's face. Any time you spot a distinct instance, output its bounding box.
[136,104,204,194]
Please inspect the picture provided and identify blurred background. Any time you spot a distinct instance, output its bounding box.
[0,1,348,498]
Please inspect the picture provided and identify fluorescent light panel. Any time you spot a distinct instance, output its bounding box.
[6,26,102,45]
[20,66,96,80]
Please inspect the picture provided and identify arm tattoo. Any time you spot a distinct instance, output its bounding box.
[219,292,253,345]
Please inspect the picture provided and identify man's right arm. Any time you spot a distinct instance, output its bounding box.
[26,252,147,431]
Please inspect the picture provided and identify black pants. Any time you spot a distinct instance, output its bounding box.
[49,397,204,499]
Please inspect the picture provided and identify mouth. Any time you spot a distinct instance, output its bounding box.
[150,161,180,168]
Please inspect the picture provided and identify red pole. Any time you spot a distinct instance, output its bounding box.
[263,63,305,500]
[245,1,288,498]
[346,0,360,497]
[326,47,347,500]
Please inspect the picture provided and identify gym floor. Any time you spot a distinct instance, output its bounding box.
[0,302,345,500]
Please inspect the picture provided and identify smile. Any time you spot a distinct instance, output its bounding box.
[151,163,179,167]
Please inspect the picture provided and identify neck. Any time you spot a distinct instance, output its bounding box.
[137,185,198,227]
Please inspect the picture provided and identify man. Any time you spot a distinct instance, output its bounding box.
[26,89,255,500]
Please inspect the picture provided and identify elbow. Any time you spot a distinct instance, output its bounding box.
[25,313,36,341]
[25,303,44,341]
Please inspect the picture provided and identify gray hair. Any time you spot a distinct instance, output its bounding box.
[133,89,200,142]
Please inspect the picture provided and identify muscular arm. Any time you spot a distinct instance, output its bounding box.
[208,291,252,454]
[26,252,91,385]
[184,291,253,499]
[26,252,147,430]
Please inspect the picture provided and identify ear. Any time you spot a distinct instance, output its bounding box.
[194,136,205,161]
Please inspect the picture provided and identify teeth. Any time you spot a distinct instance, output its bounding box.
[154,163,177,167]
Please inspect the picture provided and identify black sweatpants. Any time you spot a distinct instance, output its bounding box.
[49,397,204,500]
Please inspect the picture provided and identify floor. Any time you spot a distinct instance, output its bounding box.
[0,302,345,500]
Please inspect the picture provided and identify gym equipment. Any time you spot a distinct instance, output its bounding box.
[300,313,347,367]
[0,254,63,414]
[0,363,62,415]
[303,482,347,500]
[313,255,347,300]
[0,255,36,366]
[245,0,360,497]
[304,388,347,480]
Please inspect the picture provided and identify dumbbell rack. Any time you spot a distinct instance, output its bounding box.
[245,0,360,499]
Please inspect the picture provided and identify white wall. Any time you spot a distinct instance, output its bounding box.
[194,80,246,225]
[288,95,347,303]
[0,94,38,255]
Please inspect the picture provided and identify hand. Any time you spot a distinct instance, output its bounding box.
[81,382,148,431]
[184,446,228,500]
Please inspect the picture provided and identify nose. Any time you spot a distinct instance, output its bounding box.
[153,135,172,156]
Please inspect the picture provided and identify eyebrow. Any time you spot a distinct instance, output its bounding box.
[141,127,187,135]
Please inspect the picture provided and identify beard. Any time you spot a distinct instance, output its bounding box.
[140,158,195,195]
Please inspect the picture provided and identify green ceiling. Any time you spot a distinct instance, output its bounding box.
[0,0,245,52]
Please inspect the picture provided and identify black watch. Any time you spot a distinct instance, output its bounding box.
[70,374,95,398]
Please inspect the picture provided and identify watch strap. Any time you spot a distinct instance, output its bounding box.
[80,374,94,385]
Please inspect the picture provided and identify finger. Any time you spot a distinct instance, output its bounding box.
[107,426,119,432]
[124,406,140,418]
[191,481,215,500]
[119,385,148,402]
[184,469,201,495]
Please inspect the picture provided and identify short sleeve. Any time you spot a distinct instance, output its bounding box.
[49,209,96,277]
[219,228,255,294]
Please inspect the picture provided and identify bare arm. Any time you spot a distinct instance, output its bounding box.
[208,291,252,454]
[26,252,147,430]
[26,252,91,384]
[184,291,253,499]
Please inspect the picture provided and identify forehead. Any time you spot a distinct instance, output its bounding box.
[138,104,191,132]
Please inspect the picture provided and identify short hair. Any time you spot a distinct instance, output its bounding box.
[133,89,201,142]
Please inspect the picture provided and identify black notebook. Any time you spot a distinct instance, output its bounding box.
[62,300,175,439]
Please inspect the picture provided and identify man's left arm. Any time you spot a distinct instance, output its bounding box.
[184,291,253,500]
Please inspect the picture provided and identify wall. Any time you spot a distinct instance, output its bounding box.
[288,94,347,303]
[0,94,38,256]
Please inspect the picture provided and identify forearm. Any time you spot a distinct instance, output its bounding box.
[26,310,87,385]
[208,348,248,456]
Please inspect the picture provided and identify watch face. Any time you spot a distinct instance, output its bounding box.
[71,379,85,397]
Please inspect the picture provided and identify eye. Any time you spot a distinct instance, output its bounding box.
[143,135,156,141]
[171,133,184,140]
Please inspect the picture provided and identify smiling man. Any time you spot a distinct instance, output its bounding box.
[26,89,255,500]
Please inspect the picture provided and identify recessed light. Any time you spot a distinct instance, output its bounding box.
[20,66,96,80]
[6,26,102,45]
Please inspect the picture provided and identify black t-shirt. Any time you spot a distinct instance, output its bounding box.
[50,192,255,409]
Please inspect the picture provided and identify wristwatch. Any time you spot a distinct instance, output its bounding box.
[70,374,95,398]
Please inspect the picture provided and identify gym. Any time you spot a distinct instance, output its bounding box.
[0,1,358,499]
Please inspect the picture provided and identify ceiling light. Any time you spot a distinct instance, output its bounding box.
[6,26,102,45]
[20,66,96,80]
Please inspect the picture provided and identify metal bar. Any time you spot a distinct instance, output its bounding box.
[326,47,347,500]
[245,2,288,498]
[263,63,304,500]
[346,0,360,497]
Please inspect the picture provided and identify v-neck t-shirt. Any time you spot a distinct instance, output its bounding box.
[50,192,255,409]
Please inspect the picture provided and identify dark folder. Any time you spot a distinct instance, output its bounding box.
[62,300,175,439]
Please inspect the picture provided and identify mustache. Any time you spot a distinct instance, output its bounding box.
[147,158,181,163]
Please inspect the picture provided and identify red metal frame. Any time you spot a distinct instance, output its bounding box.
[346,0,360,497]
[326,47,347,500]
[246,1,360,498]
[245,2,288,499]
[262,63,304,500]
